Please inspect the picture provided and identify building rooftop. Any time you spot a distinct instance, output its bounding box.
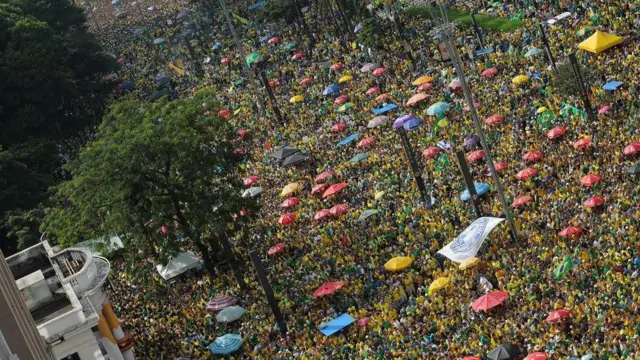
[31,296,73,326]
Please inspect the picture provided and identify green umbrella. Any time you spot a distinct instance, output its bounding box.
[233,78,246,86]
[338,103,353,112]
[358,209,379,220]
[246,52,261,66]
[153,37,166,45]
[349,153,369,163]
[283,42,298,50]
[553,256,573,280]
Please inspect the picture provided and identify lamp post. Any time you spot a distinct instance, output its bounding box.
[568,52,595,122]
[538,23,556,70]
[249,250,288,336]
[395,127,429,206]
[255,57,285,123]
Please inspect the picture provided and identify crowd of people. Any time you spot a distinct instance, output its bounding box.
[99,0,640,358]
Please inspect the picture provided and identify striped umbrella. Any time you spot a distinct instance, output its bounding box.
[209,334,243,355]
[206,296,237,312]
[216,306,246,323]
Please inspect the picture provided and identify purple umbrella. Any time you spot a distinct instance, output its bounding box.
[206,295,237,312]
[393,114,413,129]
[463,134,480,150]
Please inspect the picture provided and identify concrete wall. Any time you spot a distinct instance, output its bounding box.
[51,328,105,360]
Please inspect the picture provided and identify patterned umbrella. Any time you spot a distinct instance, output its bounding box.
[329,204,348,215]
[516,168,537,180]
[206,296,237,312]
[209,334,243,355]
[216,306,246,323]
[312,281,345,298]
[523,151,544,162]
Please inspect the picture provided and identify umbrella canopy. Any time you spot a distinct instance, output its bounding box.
[524,48,543,57]
[290,95,304,104]
[559,226,582,237]
[428,102,450,116]
[299,77,312,86]
[487,343,521,360]
[206,296,237,312]
[512,75,529,85]
[338,75,353,84]
[312,281,345,298]
[283,41,298,50]
[311,183,328,194]
[281,182,301,197]
[334,95,348,105]
[329,204,348,215]
[291,52,303,60]
[547,126,566,139]
[278,213,297,225]
[624,142,640,156]
[584,196,604,208]
[246,52,261,66]
[422,146,440,159]
[460,183,490,201]
[209,334,243,355]
[323,84,340,96]
[337,133,360,146]
[367,116,389,128]
[485,114,503,125]
[243,176,258,187]
[403,117,423,131]
[350,153,369,163]
[330,62,343,71]
[384,256,412,272]
[428,277,450,294]
[580,174,602,187]
[516,167,538,180]
[331,123,346,133]
[374,191,385,200]
[269,146,299,160]
[524,353,548,360]
[603,81,623,91]
[216,306,246,323]
[221,57,231,65]
[314,209,331,221]
[512,195,533,207]
[492,161,508,173]
[219,109,231,118]
[393,114,414,129]
[323,183,348,198]
[337,103,354,112]
[573,137,592,149]
[357,317,371,326]
[481,67,498,77]
[281,197,299,208]
[358,209,379,220]
[242,187,263,198]
[463,135,480,150]
[366,86,380,96]
[406,92,428,106]
[523,151,543,162]
[372,67,388,76]
[578,30,623,53]
[472,290,509,311]
[267,36,279,44]
[459,257,480,270]
[360,63,378,72]
[315,170,335,183]
[357,137,376,148]
[412,75,433,86]
[463,357,481,360]
[267,243,285,255]
[467,150,485,163]
[376,93,392,102]
[450,80,462,90]
[417,82,433,91]
[283,152,309,166]
[628,164,640,174]
[153,37,166,45]
[546,309,571,323]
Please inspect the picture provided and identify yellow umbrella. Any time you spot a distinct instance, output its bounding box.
[512,75,529,85]
[374,191,385,200]
[290,95,304,104]
[536,106,548,114]
[280,182,301,197]
[338,75,353,84]
[412,75,433,86]
[459,257,480,270]
[428,277,451,294]
[384,257,412,272]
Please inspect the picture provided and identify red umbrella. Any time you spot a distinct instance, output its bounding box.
[366,86,380,96]
[311,183,329,194]
[334,95,348,105]
[267,243,285,255]
[463,102,481,112]
[422,146,440,159]
[547,126,566,140]
[375,93,392,102]
[451,82,463,91]
[559,226,582,237]
[516,167,538,180]
[331,123,346,133]
[312,281,345,298]
[467,150,485,163]
[471,290,508,311]
[372,67,387,76]
[160,225,168,234]
[221,57,231,64]
[291,52,303,60]
[491,161,507,173]
[219,109,231,118]
[485,114,503,126]
[523,151,544,162]
[239,209,248,216]
[462,357,481,360]
[357,317,371,326]
[512,195,533,207]
[315,170,335,183]
[299,77,312,86]
[584,196,604,208]
[329,204,348,215]
[624,141,640,156]
[267,37,280,44]
[234,148,247,155]
[545,309,571,323]
[268,80,279,88]
[322,183,348,198]
[278,213,297,225]
[481,67,497,78]
[357,137,376,148]
[417,82,433,91]
[243,176,258,187]
[573,137,592,150]
[281,197,299,208]
[314,209,331,221]
[581,174,602,187]
[524,352,548,360]
[330,63,343,71]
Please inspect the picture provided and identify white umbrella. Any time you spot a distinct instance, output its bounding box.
[242,187,262,198]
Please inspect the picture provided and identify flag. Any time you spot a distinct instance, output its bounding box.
[437,217,505,262]
[437,140,452,150]
[554,256,573,279]
[560,103,587,120]
[537,109,554,127]
[435,153,449,172]
[232,13,249,25]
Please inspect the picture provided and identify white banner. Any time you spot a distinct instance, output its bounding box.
[437,217,505,262]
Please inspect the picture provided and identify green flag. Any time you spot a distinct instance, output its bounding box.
[537,109,555,126]
[435,153,450,172]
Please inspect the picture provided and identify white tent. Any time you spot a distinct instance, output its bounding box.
[155,251,201,280]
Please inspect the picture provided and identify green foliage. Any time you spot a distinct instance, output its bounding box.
[553,61,599,97]
[43,92,256,271]
[356,17,383,48]
[259,0,298,24]
[405,6,523,32]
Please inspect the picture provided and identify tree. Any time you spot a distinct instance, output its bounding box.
[42,91,256,279]
[356,16,383,48]
[553,60,599,97]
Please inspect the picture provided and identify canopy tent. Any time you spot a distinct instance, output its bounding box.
[269,146,299,160]
[578,31,623,53]
[318,313,355,336]
[155,252,201,281]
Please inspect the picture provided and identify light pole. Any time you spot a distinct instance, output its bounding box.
[255,57,285,123]
[396,127,429,205]
[568,52,595,122]
[538,23,556,70]
[430,2,518,242]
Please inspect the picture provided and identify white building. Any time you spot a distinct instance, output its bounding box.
[5,241,135,360]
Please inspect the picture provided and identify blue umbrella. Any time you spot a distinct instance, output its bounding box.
[403,117,423,131]
[111,0,120,5]
[337,133,360,146]
[460,183,490,201]
[603,81,622,91]
[524,48,543,57]
[323,84,340,96]
[209,334,243,355]
[248,0,267,10]
[216,306,245,323]
[372,103,398,115]
[213,42,222,51]
[427,102,449,116]
[393,114,412,129]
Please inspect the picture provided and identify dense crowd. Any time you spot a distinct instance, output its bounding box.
[100,0,640,358]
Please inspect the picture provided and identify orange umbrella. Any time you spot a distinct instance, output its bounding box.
[267,243,285,255]
[523,151,544,162]
[311,183,328,194]
[581,174,601,187]
[323,183,348,198]
[422,146,440,159]
[547,126,566,140]
[559,226,582,237]
[512,195,533,207]
[584,196,604,208]
[357,137,376,148]
[624,141,640,155]
[545,309,571,323]
[314,209,331,221]
[281,197,298,208]
[406,92,428,106]
[573,137,592,149]
[329,204,348,215]
[312,281,345,298]
[366,86,380,96]
[485,114,503,126]
[243,176,258,187]
[278,213,297,225]
[315,170,335,183]
[516,167,537,180]
[467,150,485,162]
[471,290,508,311]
